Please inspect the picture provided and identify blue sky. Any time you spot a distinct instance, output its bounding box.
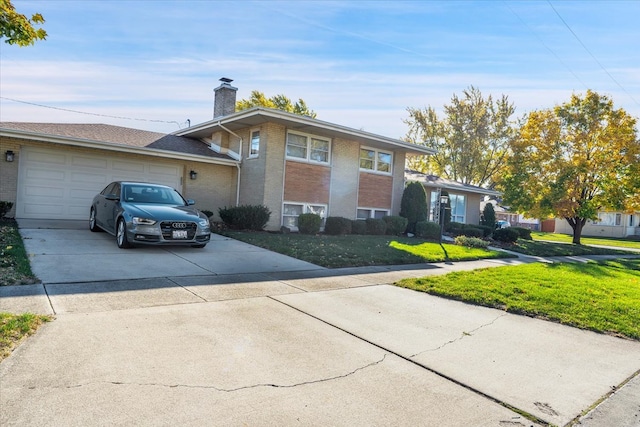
[1,0,638,138]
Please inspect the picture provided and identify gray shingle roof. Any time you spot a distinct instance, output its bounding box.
[405,169,500,196]
[0,122,235,161]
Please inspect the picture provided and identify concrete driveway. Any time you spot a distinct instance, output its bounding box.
[16,219,324,283]
[1,220,639,426]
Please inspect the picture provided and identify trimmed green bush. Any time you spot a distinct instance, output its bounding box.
[218,205,271,231]
[448,221,465,232]
[415,221,441,240]
[459,227,483,238]
[366,218,387,235]
[351,220,367,235]
[511,226,533,240]
[400,182,428,234]
[476,225,495,238]
[455,235,490,249]
[324,217,352,235]
[493,227,520,243]
[383,215,408,236]
[0,201,14,218]
[297,213,322,234]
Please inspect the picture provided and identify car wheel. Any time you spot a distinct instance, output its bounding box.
[116,218,132,249]
[89,208,101,232]
[191,244,206,248]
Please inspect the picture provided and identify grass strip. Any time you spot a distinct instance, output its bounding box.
[221,232,513,268]
[396,258,640,340]
[506,239,631,257]
[0,312,52,361]
[0,219,38,286]
[532,232,640,250]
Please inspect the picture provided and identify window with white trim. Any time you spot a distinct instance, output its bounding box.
[249,130,260,158]
[359,147,392,174]
[357,208,390,220]
[449,194,466,223]
[286,131,330,164]
[282,202,327,229]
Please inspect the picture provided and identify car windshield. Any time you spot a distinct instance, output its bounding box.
[122,185,186,205]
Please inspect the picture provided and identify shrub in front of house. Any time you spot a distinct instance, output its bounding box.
[218,205,271,231]
[415,221,441,240]
[458,227,484,238]
[366,218,387,235]
[447,221,465,232]
[324,216,352,235]
[481,203,497,230]
[297,213,322,234]
[383,215,408,236]
[493,227,520,243]
[455,235,490,249]
[0,201,14,218]
[351,220,367,235]
[400,181,428,234]
[511,226,533,240]
[476,224,495,238]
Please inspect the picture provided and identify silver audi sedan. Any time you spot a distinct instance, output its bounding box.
[89,181,211,249]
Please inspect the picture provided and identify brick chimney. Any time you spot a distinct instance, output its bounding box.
[213,77,238,118]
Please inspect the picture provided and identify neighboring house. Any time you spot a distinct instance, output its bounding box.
[480,199,540,230]
[0,78,434,231]
[405,170,500,226]
[554,211,640,238]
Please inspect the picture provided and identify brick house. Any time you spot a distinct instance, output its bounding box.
[405,170,500,226]
[0,79,434,231]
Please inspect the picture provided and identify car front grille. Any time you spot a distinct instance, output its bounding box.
[160,221,197,240]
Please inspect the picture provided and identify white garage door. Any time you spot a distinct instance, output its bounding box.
[16,146,183,220]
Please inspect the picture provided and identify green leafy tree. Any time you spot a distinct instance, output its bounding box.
[499,90,639,244]
[400,181,428,234]
[404,86,516,188]
[1,0,46,46]
[237,90,317,118]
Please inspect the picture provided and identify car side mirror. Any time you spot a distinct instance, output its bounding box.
[186,199,195,206]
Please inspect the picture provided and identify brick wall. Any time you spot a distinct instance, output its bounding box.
[358,172,393,209]
[283,161,330,204]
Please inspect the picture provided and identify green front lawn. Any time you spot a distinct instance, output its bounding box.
[222,232,513,268]
[396,258,640,340]
[506,239,632,257]
[532,232,640,250]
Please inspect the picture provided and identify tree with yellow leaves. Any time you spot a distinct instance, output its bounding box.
[0,0,46,46]
[500,90,639,244]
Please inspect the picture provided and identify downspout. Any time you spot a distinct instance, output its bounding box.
[218,121,243,206]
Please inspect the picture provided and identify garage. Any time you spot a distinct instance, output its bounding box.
[16,146,183,220]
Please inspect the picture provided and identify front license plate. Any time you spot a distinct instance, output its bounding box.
[172,230,188,239]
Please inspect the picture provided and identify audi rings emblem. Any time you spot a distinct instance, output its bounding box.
[172,222,187,229]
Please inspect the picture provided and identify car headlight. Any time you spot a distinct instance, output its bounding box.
[133,217,157,225]
[198,218,210,227]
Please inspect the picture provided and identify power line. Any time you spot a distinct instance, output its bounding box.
[547,1,640,108]
[0,96,185,128]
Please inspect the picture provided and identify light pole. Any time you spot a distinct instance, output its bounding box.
[439,195,449,244]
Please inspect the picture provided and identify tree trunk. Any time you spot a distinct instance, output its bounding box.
[566,217,586,245]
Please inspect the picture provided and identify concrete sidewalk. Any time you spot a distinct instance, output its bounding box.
[2,256,640,426]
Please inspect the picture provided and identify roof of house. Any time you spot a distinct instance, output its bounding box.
[175,107,436,156]
[0,122,238,165]
[405,169,501,197]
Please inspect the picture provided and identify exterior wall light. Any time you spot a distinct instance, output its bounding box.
[439,194,449,244]
[189,170,198,180]
[5,150,15,162]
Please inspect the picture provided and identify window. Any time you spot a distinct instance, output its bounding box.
[449,194,466,223]
[429,192,438,222]
[286,131,330,164]
[249,130,260,158]
[615,213,622,226]
[357,208,390,220]
[359,147,392,174]
[282,202,327,229]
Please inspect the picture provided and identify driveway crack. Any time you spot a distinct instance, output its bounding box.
[46,354,387,392]
[409,312,507,358]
